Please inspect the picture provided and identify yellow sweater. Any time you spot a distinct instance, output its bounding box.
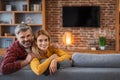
[30,48,71,75]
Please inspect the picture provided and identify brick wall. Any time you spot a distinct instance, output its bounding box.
[46,0,116,50]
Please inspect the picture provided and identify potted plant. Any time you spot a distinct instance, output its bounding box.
[99,36,106,50]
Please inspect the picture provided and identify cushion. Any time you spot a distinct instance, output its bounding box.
[72,52,120,68]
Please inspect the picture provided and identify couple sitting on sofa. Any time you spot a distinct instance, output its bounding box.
[0,23,71,75]
[1,23,120,80]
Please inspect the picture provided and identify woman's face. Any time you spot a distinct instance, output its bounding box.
[36,34,49,51]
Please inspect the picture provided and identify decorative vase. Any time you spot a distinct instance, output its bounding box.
[100,46,105,50]
[99,36,106,50]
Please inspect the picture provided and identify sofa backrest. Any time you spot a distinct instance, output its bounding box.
[72,52,120,68]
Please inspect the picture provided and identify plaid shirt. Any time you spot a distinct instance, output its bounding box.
[1,41,28,74]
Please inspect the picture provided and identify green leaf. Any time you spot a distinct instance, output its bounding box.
[99,36,106,46]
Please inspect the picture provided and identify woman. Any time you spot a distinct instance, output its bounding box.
[30,30,71,75]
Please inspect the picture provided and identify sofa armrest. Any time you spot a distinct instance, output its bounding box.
[72,52,120,68]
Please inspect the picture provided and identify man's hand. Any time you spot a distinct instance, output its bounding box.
[51,43,59,49]
[20,54,33,67]
[25,53,40,63]
[21,53,40,67]
[25,54,33,63]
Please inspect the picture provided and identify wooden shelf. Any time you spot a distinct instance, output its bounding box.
[0,11,12,12]
[0,11,42,13]
[28,24,42,26]
[0,36,16,38]
[0,24,17,26]
[14,11,42,13]
[0,48,6,56]
[0,0,45,55]
[65,49,117,55]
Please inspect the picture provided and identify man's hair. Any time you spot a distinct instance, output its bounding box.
[15,23,32,36]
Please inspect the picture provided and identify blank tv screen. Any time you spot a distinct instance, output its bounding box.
[62,6,100,27]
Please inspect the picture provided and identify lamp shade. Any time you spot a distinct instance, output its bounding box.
[63,31,72,45]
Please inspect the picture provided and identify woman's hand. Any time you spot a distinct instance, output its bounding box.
[49,59,58,75]
[49,54,59,61]
[48,54,59,75]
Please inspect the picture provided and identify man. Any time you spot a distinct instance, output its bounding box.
[0,23,40,74]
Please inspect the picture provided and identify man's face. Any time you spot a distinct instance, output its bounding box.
[17,29,33,48]
[36,34,49,51]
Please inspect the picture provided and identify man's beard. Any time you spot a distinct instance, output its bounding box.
[21,41,32,48]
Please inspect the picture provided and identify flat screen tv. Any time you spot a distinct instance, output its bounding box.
[62,6,100,27]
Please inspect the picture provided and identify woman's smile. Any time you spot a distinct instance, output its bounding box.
[36,34,49,51]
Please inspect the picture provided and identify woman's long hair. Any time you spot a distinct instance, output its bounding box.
[32,30,51,54]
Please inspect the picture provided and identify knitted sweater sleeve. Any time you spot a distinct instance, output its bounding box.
[54,49,71,62]
[30,58,51,75]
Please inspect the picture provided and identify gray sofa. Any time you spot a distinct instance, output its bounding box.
[1,52,120,80]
